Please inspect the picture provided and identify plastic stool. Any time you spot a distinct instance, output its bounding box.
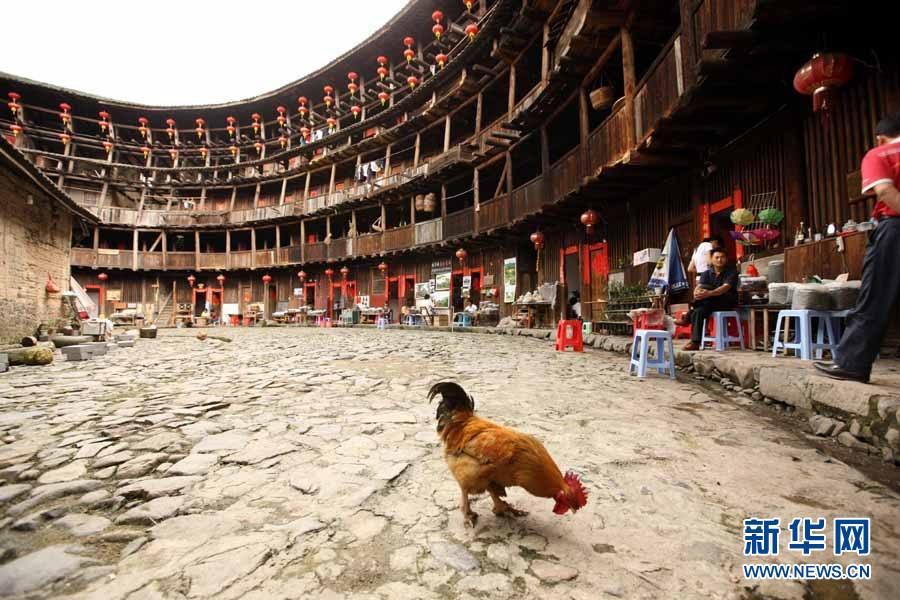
[773,309,835,360]
[376,317,388,329]
[582,321,593,336]
[453,312,472,328]
[629,329,676,379]
[555,320,584,352]
[673,311,691,340]
[316,316,332,328]
[701,311,745,351]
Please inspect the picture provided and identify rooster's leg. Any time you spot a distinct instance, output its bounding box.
[488,486,529,517]
[460,490,478,527]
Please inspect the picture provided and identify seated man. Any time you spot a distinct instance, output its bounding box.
[464,301,478,315]
[682,248,738,351]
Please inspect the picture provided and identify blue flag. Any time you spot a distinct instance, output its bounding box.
[648,228,688,293]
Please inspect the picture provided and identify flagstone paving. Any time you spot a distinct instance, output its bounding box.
[0,328,897,599]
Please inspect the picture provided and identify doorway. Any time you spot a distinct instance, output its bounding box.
[304,282,316,308]
[563,246,581,319]
[451,273,464,314]
[586,243,608,323]
[209,288,223,324]
[84,285,101,319]
[387,278,399,319]
[265,285,277,319]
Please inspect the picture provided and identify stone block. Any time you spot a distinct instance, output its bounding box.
[0,353,7,373]
[87,342,108,356]
[117,340,135,348]
[60,346,92,362]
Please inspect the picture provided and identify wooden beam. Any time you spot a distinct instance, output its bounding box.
[581,33,622,89]
[621,24,637,149]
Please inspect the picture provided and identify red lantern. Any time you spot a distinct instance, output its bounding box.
[327,117,337,133]
[262,274,272,284]
[436,53,448,69]
[141,146,151,159]
[187,274,195,287]
[254,141,264,155]
[200,146,208,159]
[169,148,178,161]
[195,117,205,139]
[300,126,311,141]
[581,209,599,235]
[276,106,286,126]
[298,270,307,282]
[229,145,238,157]
[377,55,389,80]
[165,117,176,140]
[347,72,358,96]
[297,96,308,119]
[432,23,444,40]
[325,268,334,278]
[407,76,418,90]
[7,92,21,116]
[59,102,72,126]
[138,116,149,139]
[455,248,467,263]
[378,261,387,273]
[216,274,226,285]
[464,0,473,12]
[98,111,110,133]
[465,24,478,40]
[793,52,854,116]
[403,36,414,48]
[530,231,545,250]
[279,135,287,149]
[378,91,390,106]
[251,113,261,134]
[103,141,114,155]
[404,48,415,63]
[351,105,361,119]
[98,272,109,282]
[59,132,71,146]
[9,124,22,137]
[340,266,349,278]
[226,115,236,138]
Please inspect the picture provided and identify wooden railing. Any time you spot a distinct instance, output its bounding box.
[166,252,195,270]
[587,104,630,173]
[328,238,353,260]
[550,146,584,202]
[255,249,277,267]
[355,233,383,256]
[198,253,227,270]
[305,242,327,262]
[230,251,253,269]
[691,0,757,62]
[478,195,509,231]
[444,207,474,239]
[510,83,543,122]
[95,250,134,269]
[634,33,684,142]
[414,218,443,245]
[140,252,164,270]
[278,245,302,264]
[383,225,414,251]
[510,176,545,220]
[71,248,96,267]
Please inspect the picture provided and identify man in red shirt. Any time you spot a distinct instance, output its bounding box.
[815,114,900,383]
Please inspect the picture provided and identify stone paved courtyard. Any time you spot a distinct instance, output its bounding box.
[0,328,898,599]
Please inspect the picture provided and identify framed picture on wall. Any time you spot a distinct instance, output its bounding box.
[415,282,430,299]
[434,270,451,291]
[432,291,450,308]
[503,257,517,303]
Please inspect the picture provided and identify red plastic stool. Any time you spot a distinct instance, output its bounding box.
[556,320,584,352]
[674,310,692,340]
[706,315,748,342]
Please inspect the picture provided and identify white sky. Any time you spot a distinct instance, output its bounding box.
[1,0,410,106]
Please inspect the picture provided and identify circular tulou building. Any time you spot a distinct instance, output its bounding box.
[1,0,895,332]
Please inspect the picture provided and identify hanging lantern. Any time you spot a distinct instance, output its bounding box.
[378,91,390,106]
[200,146,208,159]
[7,92,21,116]
[298,270,306,282]
[378,261,387,273]
[251,113,261,135]
[141,145,151,159]
[59,102,72,126]
[530,231,545,250]
[195,117,205,140]
[103,140,114,155]
[465,24,478,40]
[187,274,196,287]
[324,268,334,278]
[59,132,71,146]
[407,76,418,90]
[216,274,225,285]
[351,105,361,119]
[455,248,467,264]
[327,117,337,133]
[436,53,448,69]
[254,141,264,155]
[404,48,416,63]
[323,86,334,109]
[169,148,178,161]
[262,274,272,284]
[226,116,236,138]
[300,126,311,141]
[404,36,415,48]
[793,52,854,117]
[229,145,238,157]
[276,105,286,127]
[165,118,176,140]
[581,209,599,235]
[98,272,109,282]
[279,135,287,149]
[98,111,110,133]
[340,266,349,278]
[347,72,359,97]
[297,96,308,120]
[464,0,473,12]
[377,56,389,80]
[9,124,22,138]
[138,116,149,139]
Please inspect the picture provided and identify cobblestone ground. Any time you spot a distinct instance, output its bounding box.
[0,328,898,600]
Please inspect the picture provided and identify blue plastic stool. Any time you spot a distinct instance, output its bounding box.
[376,317,388,329]
[629,329,676,379]
[452,312,472,328]
[582,321,592,336]
[772,309,835,360]
[701,311,745,351]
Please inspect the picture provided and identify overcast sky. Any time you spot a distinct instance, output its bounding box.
[1,0,409,106]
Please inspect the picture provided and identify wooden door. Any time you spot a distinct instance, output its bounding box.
[587,243,608,322]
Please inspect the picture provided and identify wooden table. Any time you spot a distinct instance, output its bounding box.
[514,302,553,328]
[745,304,790,352]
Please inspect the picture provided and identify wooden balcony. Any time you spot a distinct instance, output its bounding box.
[278,245,302,264]
[95,249,134,269]
[328,238,353,260]
[198,253,228,270]
[166,252,195,270]
[383,225,413,251]
[414,218,443,246]
[255,249,277,268]
[140,252,164,270]
[70,248,96,267]
[510,176,545,220]
[634,33,685,143]
[550,146,584,202]
[587,104,630,173]
[355,233,383,256]
[305,242,327,262]
[230,251,253,269]
[477,195,509,232]
[444,207,474,239]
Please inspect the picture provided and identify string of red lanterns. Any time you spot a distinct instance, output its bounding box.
[432,11,444,40]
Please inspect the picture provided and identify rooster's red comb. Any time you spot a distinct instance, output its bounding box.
[564,471,588,509]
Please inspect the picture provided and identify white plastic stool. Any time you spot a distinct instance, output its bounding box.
[772,309,835,360]
[376,317,388,329]
[701,311,745,351]
[629,329,676,379]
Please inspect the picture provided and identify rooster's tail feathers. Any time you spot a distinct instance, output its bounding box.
[428,381,475,427]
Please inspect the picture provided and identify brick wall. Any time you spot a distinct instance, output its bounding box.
[0,164,73,343]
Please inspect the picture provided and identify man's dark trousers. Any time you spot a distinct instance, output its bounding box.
[690,296,733,344]
[835,218,900,377]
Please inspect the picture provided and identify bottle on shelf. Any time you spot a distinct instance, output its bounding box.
[795,221,805,246]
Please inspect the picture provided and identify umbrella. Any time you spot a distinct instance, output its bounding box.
[730,208,755,226]
[648,228,689,293]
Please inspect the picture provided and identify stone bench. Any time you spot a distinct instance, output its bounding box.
[88,342,108,356]
[61,345,93,361]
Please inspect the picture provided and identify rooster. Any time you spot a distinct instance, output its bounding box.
[428,381,588,527]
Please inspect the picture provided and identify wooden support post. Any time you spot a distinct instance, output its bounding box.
[229,187,237,211]
[621,24,637,149]
[384,144,392,177]
[300,220,306,263]
[195,230,200,270]
[444,116,451,152]
[380,204,387,252]
[508,63,516,112]
[679,0,697,89]
[505,153,513,221]
[251,228,257,269]
[541,23,550,84]
[226,229,231,269]
[328,164,336,195]
[253,183,261,208]
[410,197,415,225]
[475,92,483,133]
[303,172,311,204]
[279,178,287,205]
[413,133,421,167]
[441,185,447,218]
[326,215,332,240]
[351,209,358,236]
[162,230,168,270]
[92,226,99,251]
[539,126,550,175]
[133,229,139,271]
